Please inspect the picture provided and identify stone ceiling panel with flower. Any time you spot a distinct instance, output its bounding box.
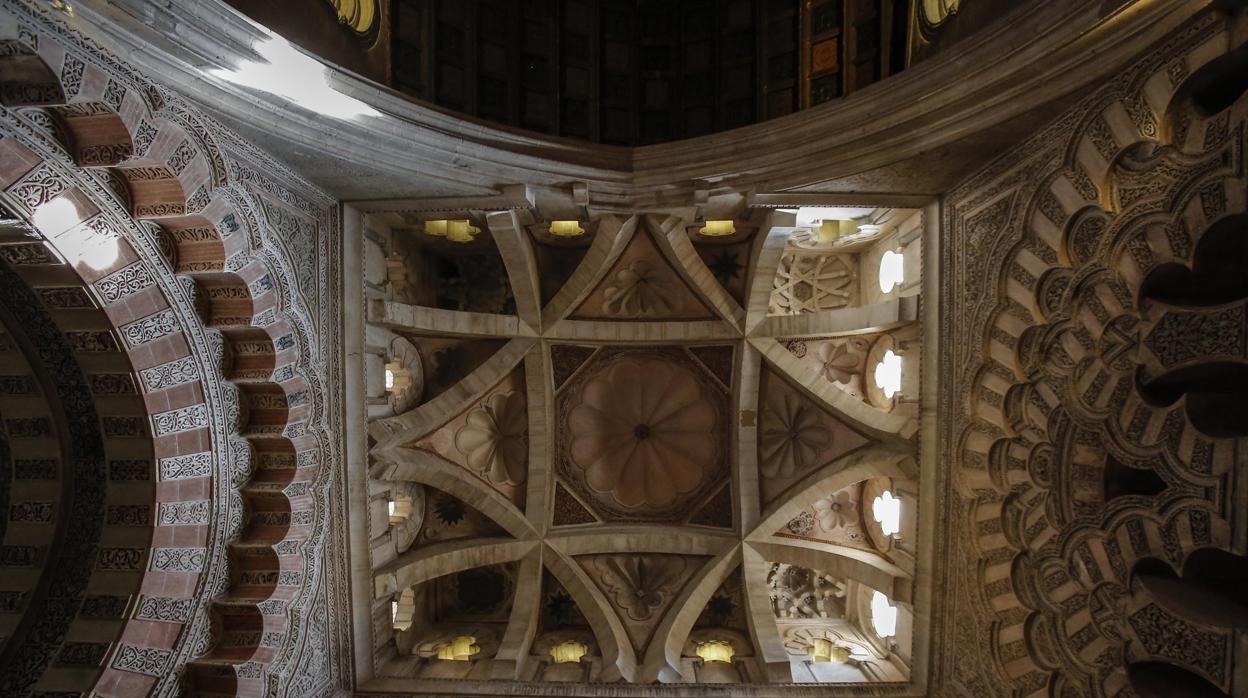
[557,347,730,521]
[357,202,927,692]
[571,223,717,321]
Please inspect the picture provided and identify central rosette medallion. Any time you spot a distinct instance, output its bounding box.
[556,346,730,520]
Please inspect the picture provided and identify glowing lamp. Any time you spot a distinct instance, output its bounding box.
[696,640,735,663]
[808,638,849,663]
[436,635,480,661]
[816,219,858,242]
[549,220,586,237]
[698,220,736,237]
[549,640,588,664]
[424,219,480,243]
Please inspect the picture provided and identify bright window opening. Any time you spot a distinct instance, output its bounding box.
[33,198,120,271]
[872,490,901,536]
[387,499,397,517]
[550,640,588,664]
[384,367,395,392]
[696,640,735,663]
[870,591,898,638]
[878,249,904,293]
[390,600,398,621]
[873,350,902,399]
[436,635,480,661]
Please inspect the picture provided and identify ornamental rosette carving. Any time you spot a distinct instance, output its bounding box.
[601,260,674,318]
[594,555,687,622]
[567,357,717,509]
[760,393,831,479]
[454,391,528,486]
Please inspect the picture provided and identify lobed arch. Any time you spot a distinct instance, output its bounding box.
[0,13,335,697]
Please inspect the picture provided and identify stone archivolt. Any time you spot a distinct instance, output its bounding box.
[946,11,1248,697]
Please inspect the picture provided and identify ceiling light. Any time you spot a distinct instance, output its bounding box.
[698,220,736,237]
[808,638,849,663]
[696,640,735,663]
[549,640,588,664]
[436,635,479,661]
[423,219,480,243]
[548,220,586,237]
[879,249,904,292]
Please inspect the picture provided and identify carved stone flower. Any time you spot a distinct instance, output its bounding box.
[814,491,856,531]
[760,394,831,479]
[455,391,527,485]
[596,555,686,621]
[817,340,866,384]
[568,358,716,508]
[602,260,674,317]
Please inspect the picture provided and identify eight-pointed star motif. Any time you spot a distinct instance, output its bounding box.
[568,358,717,509]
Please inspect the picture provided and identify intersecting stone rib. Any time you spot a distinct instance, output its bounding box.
[541,214,637,332]
[488,210,542,331]
[369,337,535,449]
[750,296,919,338]
[374,537,537,598]
[644,213,746,330]
[369,448,535,540]
[368,299,531,338]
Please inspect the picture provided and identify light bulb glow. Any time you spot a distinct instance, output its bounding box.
[878,250,904,293]
[872,490,901,536]
[870,591,897,638]
[808,638,849,663]
[698,220,736,237]
[549,640,588,664]
[696,640,735,663]
[436,635,479,661]
[874,350,902,399]
[209,35,379,120]
[549,220,586,237]
[424,219,480,243]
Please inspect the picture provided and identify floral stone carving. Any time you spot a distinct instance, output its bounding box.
[601,260,674,317]
[594,555,688,622]
[568,358,717,509]
[760,393,831,479]
[454,391,528,485]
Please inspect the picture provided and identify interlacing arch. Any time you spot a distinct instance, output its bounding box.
[952,10,1248,697]
[359,198,926,689]
[0,8,335,696]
